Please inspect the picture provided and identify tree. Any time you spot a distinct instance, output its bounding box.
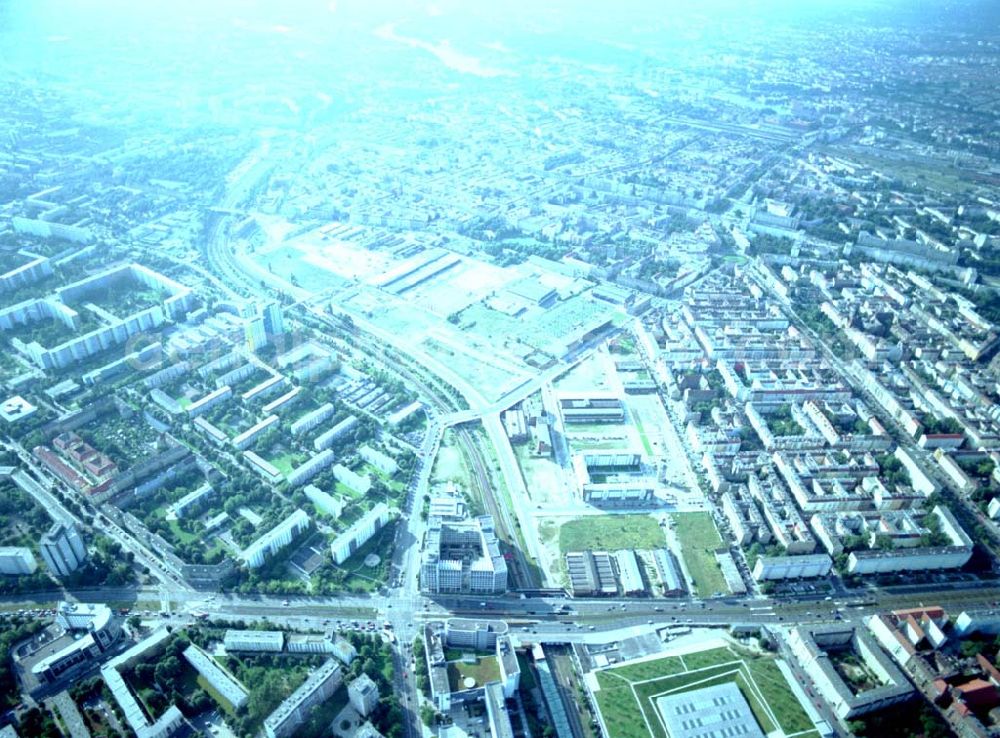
[154,655,182,686]
[960,640,987,658]
[420,705,437,727]
[874,534,894,551]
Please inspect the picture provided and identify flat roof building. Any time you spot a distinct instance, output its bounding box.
[656,683,765,738]
[348,673,379,717]
[789,624,914,719]
[40,521,86,577]
[223,630,285,652]
[263,659,342,738]
[330,504,390,565]
[615,550,645,595]
[33,603,120,684]
[0,546,37,575]
[183,645,249,710]
[566,551,618,596]
[445,619,509,652]
[241,509,310,569]
[421,515,507,595]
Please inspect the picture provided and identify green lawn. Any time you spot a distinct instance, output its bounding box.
[609,656,685,683]
[447,656,501,691]
[335,481,362,499]
[270,452,307,477]
[336,520,398,592]
[559,515,664,554]
[669,512,728,598]
[633,418,654,456]
[592,647,818,738]
[165,518,198,545]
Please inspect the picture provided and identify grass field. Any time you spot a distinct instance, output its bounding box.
[270,451,307,477]
[669,512,728,598]
[559,515,665,554]
[447,656,502,691]
[633,417,654,456]
[822,146,982,196]
[593,646,819,738]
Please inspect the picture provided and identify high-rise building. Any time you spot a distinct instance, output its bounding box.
[330,504,391,564]
[245,317,268,352]
[40,522,87,577]
[241,510,310,569]
[348,674,379,717]
[262,301,285,338]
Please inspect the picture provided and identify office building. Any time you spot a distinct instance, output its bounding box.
[572,452,654,509]
[287,635,335,654]
[484,681,515,738]
[33,603,120,684]
[444,619,509,652]
[496,635,520,698]
[40,521,87,577]
[420,515,507,595]
[223,630,285,652]
[559,393,625,423]
[656,683,765,738]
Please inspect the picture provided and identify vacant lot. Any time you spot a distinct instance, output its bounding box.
[669,512,728,598]
[559,515,664,554]
[592,645,818,738]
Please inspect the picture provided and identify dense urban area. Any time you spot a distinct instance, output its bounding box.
[1,2,1000,738]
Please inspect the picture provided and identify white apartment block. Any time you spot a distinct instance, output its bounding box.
[241,509,310,569]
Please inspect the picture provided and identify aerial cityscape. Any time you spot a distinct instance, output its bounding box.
[1,1,1000,738]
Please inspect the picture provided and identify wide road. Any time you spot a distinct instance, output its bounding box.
[9,579,993,632]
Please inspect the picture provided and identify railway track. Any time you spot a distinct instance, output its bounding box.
[455,426,539,590]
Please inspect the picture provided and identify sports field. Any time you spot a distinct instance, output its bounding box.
[592,645,819,738]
